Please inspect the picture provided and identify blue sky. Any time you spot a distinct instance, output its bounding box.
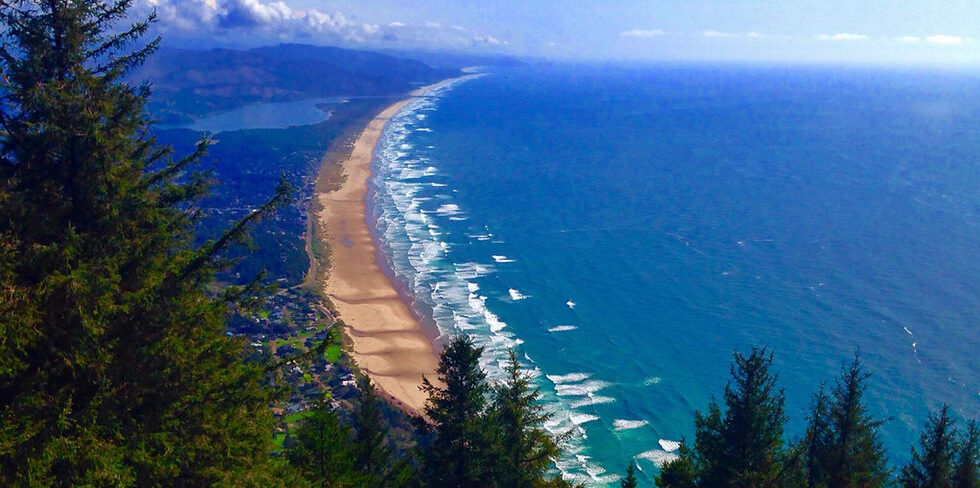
[140,0,980,64]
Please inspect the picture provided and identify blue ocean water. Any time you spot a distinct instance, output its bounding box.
[370,65,980,485]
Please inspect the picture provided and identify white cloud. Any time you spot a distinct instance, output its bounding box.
[701,30,732,38]
[620,29,666,38]
[700,30,774,39]
[135,0,508,51]
[304,10,352,32]
[221,0,293,26]
[472,34,503,45]
[817,33,869,41]
[926,35,964,45]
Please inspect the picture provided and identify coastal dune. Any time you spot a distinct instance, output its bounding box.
[316,77,475,414]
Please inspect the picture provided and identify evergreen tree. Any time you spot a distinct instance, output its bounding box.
[800,384,834,488]
[656,444,697,488]
[0,1,291,486]
[420,335,493,488]
[802,355,890,488]
[692,346,787,488]
[490,349,562,488]
[287,404,361,488]
[779,439,811,488]
[353,377,416,488]
[900,406,957,488]
[621,461,639,488]
[952,421,980,488]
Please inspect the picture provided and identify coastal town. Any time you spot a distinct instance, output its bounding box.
[227,286,360,451]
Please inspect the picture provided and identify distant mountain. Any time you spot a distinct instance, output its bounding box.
[135,44,456,124]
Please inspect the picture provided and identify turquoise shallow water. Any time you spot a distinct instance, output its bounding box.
[369,64,980,485]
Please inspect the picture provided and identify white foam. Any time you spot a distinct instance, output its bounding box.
[547,372,591,384]
[466,289,508,333]
[415,127,433,132]
[435,203,461,216]
[492,255,516,263]
[555,380,612,397]
[659,439,681,452]
[569,396,616,408]
[637,449,681,468]
[643,376,663,386]
[454,262,494,279]
[613,419,649,431]
[548,325,578,332]
[566,300,577,309]
[570,414,599,426]
[508,288,529,300]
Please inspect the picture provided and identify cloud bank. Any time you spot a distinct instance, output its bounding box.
[817,33,869,41]
[620,29,667,38]
[925,35,964,45]
[138,0,506,49]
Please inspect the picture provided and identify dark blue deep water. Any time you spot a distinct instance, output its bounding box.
[370,65,980,485]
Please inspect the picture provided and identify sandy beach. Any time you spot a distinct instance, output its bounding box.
[315,76,477,414]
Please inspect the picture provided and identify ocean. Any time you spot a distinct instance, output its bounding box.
[369,64,980,485]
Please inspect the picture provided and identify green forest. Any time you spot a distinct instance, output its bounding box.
[0,1,977,487]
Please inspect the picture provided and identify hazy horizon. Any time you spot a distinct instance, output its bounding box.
[138,0,980,66]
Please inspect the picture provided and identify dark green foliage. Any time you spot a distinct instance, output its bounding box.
[654,347,788,488]
[490,349,562,488]
[800,384,834,488]
[777,441,810,488]
[799,355,890,488]
[287,405,361,488]
[952,421,980,488]
[901,406,957,488]
[621,461,639,488]
[652,350,980,488]
[285,381,418,488]
[418,339,574,488]
[0,0,291,486]
[656,444,697,488]
[420,335,494,488]
[353,377,417,488]
[693,346,787,488]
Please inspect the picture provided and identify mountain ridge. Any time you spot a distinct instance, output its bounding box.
[135,43,456,124]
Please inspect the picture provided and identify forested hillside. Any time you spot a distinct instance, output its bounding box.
[136,43,455,124]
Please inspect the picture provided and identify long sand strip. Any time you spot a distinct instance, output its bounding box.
[317,75,478,415]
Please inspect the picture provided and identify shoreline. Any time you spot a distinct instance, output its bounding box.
[314,75,480,415]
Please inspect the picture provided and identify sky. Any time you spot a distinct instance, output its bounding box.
[138,0,980,65]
